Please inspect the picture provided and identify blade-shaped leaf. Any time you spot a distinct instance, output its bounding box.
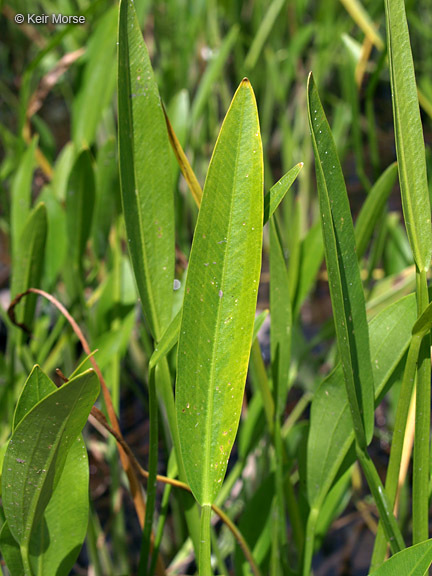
[263,162,303,225]
[368,539,432,576]
[293,219,323,317]
[72,6,118,147]
[307,73,374,448]
[176,79,263,506]
[1,369,99,556]
[355,162,398,260]
[10,137,38,261]
[7,366,90,576]
[118,0,175,339]
[29,437,89,576]
[13,365,54,431]
[269,219,291,415]
[66,149,96,273]
[385,0,432,272]
[11,203,47,333]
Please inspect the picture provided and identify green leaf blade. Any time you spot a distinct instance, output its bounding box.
[11,203,47,333]
[307,73,374,447]
[118,0,175,339]
[368,539,432,576]
[385,0,432,272]
[307,292,418,508]
[176,79,263,506]
[1,369,99,549]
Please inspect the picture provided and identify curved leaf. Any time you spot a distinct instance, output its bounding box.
[176,79,263,506]
[263,162,303,225]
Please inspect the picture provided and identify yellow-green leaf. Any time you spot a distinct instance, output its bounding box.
[176,79,263,506]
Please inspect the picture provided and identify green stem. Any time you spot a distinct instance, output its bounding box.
[199,504,213,576]
[371,334,422,568]
[138,366,158,575]
[274,417,290,574]
[249,339,275,433]
[156,358,201,556]
[413,269,431,543]
[302,506,319,576]
[20,543,33,576]
[356,448,405,553]
[150,482,172,576]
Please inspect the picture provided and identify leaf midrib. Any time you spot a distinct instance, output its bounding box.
[202,93,246,505]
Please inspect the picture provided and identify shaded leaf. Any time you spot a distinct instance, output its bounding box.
[118,0,175,339]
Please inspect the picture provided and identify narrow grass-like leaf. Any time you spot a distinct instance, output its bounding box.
[1,369,99,568]
[11,203,47,333]
[385,0,432,273]
[10,137,38,261]
[293,219,323,317]
[369,539,432,576]
[355,162,398,259]
[163,103,203,207]
[386,0,432,544]
[66,149,95,273]
[244,0,286,70]
[269,219,291,415]
[38,186,67,288]
[72,6,118,147]
[253,309,268,342]
[263,162,303,225]
[118,0,175,339]
[191,25,239,124]
[176,79,263,506]
[307,73,374,448]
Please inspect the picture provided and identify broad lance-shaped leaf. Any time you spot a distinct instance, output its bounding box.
[176,79,263,506]
[307,73,374,448]
[385,0,432,272]
[1,369,99,560]
[307,291,418,509]
[118,0,175,339]
[0,366,91,576]
[369,539,432,576]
